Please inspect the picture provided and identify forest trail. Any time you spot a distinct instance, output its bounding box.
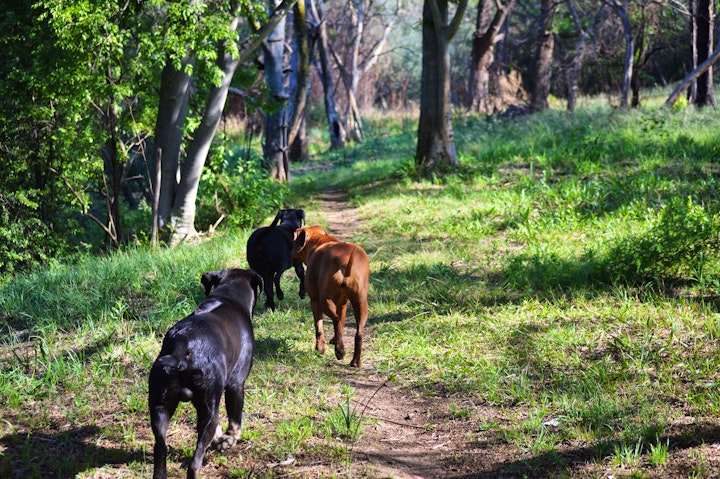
[312,188,473,479]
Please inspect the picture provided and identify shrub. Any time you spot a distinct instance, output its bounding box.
[601,196,720,281]
[197,146,287,230]
[0,192,54,278]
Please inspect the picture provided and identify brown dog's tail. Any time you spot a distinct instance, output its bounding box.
[341,247,358,289]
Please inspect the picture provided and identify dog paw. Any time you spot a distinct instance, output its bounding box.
[212,432,239,452]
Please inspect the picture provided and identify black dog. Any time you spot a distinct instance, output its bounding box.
[246,208,306,310]
[149,268,261,479]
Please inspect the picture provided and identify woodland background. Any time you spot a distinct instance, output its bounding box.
[0,0,714,278]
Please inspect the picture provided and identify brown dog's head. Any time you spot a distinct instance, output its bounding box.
[292,226,328,263]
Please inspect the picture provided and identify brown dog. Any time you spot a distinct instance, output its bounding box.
[292,226,370,367]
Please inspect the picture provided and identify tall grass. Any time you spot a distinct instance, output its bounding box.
[3,101,720,477]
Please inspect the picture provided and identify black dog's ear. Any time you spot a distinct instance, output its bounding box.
[297,209,306,225]
[201,270,225,296]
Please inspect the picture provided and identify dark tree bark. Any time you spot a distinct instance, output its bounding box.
[468,0,514,113]
[631,11,646,108]
[695,0,716,106]
[415,0,468,173]
[290,115,308,162]
[529,0,556,113]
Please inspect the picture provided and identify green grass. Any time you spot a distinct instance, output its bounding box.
[4,100,720,477]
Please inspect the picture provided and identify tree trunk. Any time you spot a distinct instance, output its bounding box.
[308,0,345,149]
[290,115,308,162]
[529,0,555,113]
[154,55,193,230]
[415,0,468,173]
[468,0,514,113]
[612,0,634,110]
[665,40,720,106]
[287,0,309,149]
[263,0,290,182]
[695,0,716,106]
[631,14,646,108]
[169,16,242,244]
[566,4,606,112]
[152,0,297,243]
[101,97,122,247]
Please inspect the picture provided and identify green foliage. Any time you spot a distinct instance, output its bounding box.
[198,141,286,230]
[602,196,720,281]
[0,0,276,277]
[0,193,55,277]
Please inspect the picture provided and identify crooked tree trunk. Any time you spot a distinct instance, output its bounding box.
[665,40,720,106]
[263,0,290,182]
[468,0,514,113]
[169,16,242,244]
[155,0,297,244]
[415,0,468,173]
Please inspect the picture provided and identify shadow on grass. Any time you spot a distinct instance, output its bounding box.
[0,425,143,479]
[449,422,720,478]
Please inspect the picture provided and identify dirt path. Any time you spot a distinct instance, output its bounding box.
[312,189,474,479]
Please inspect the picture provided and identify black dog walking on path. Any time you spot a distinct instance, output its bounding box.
[149,269,262,479]
[246,209,306,310]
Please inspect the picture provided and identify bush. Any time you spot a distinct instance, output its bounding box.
[197,146,287,230]
[601,196,720,281]
[0,193,53,277]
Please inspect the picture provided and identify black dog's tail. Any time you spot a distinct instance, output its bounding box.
[250,210,284,249]
[156,336,192,374]
[157,354,187,373]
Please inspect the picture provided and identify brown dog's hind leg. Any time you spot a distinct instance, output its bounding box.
[323,300,347,360]
[311,299,327,354]
[349,295,369,368]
